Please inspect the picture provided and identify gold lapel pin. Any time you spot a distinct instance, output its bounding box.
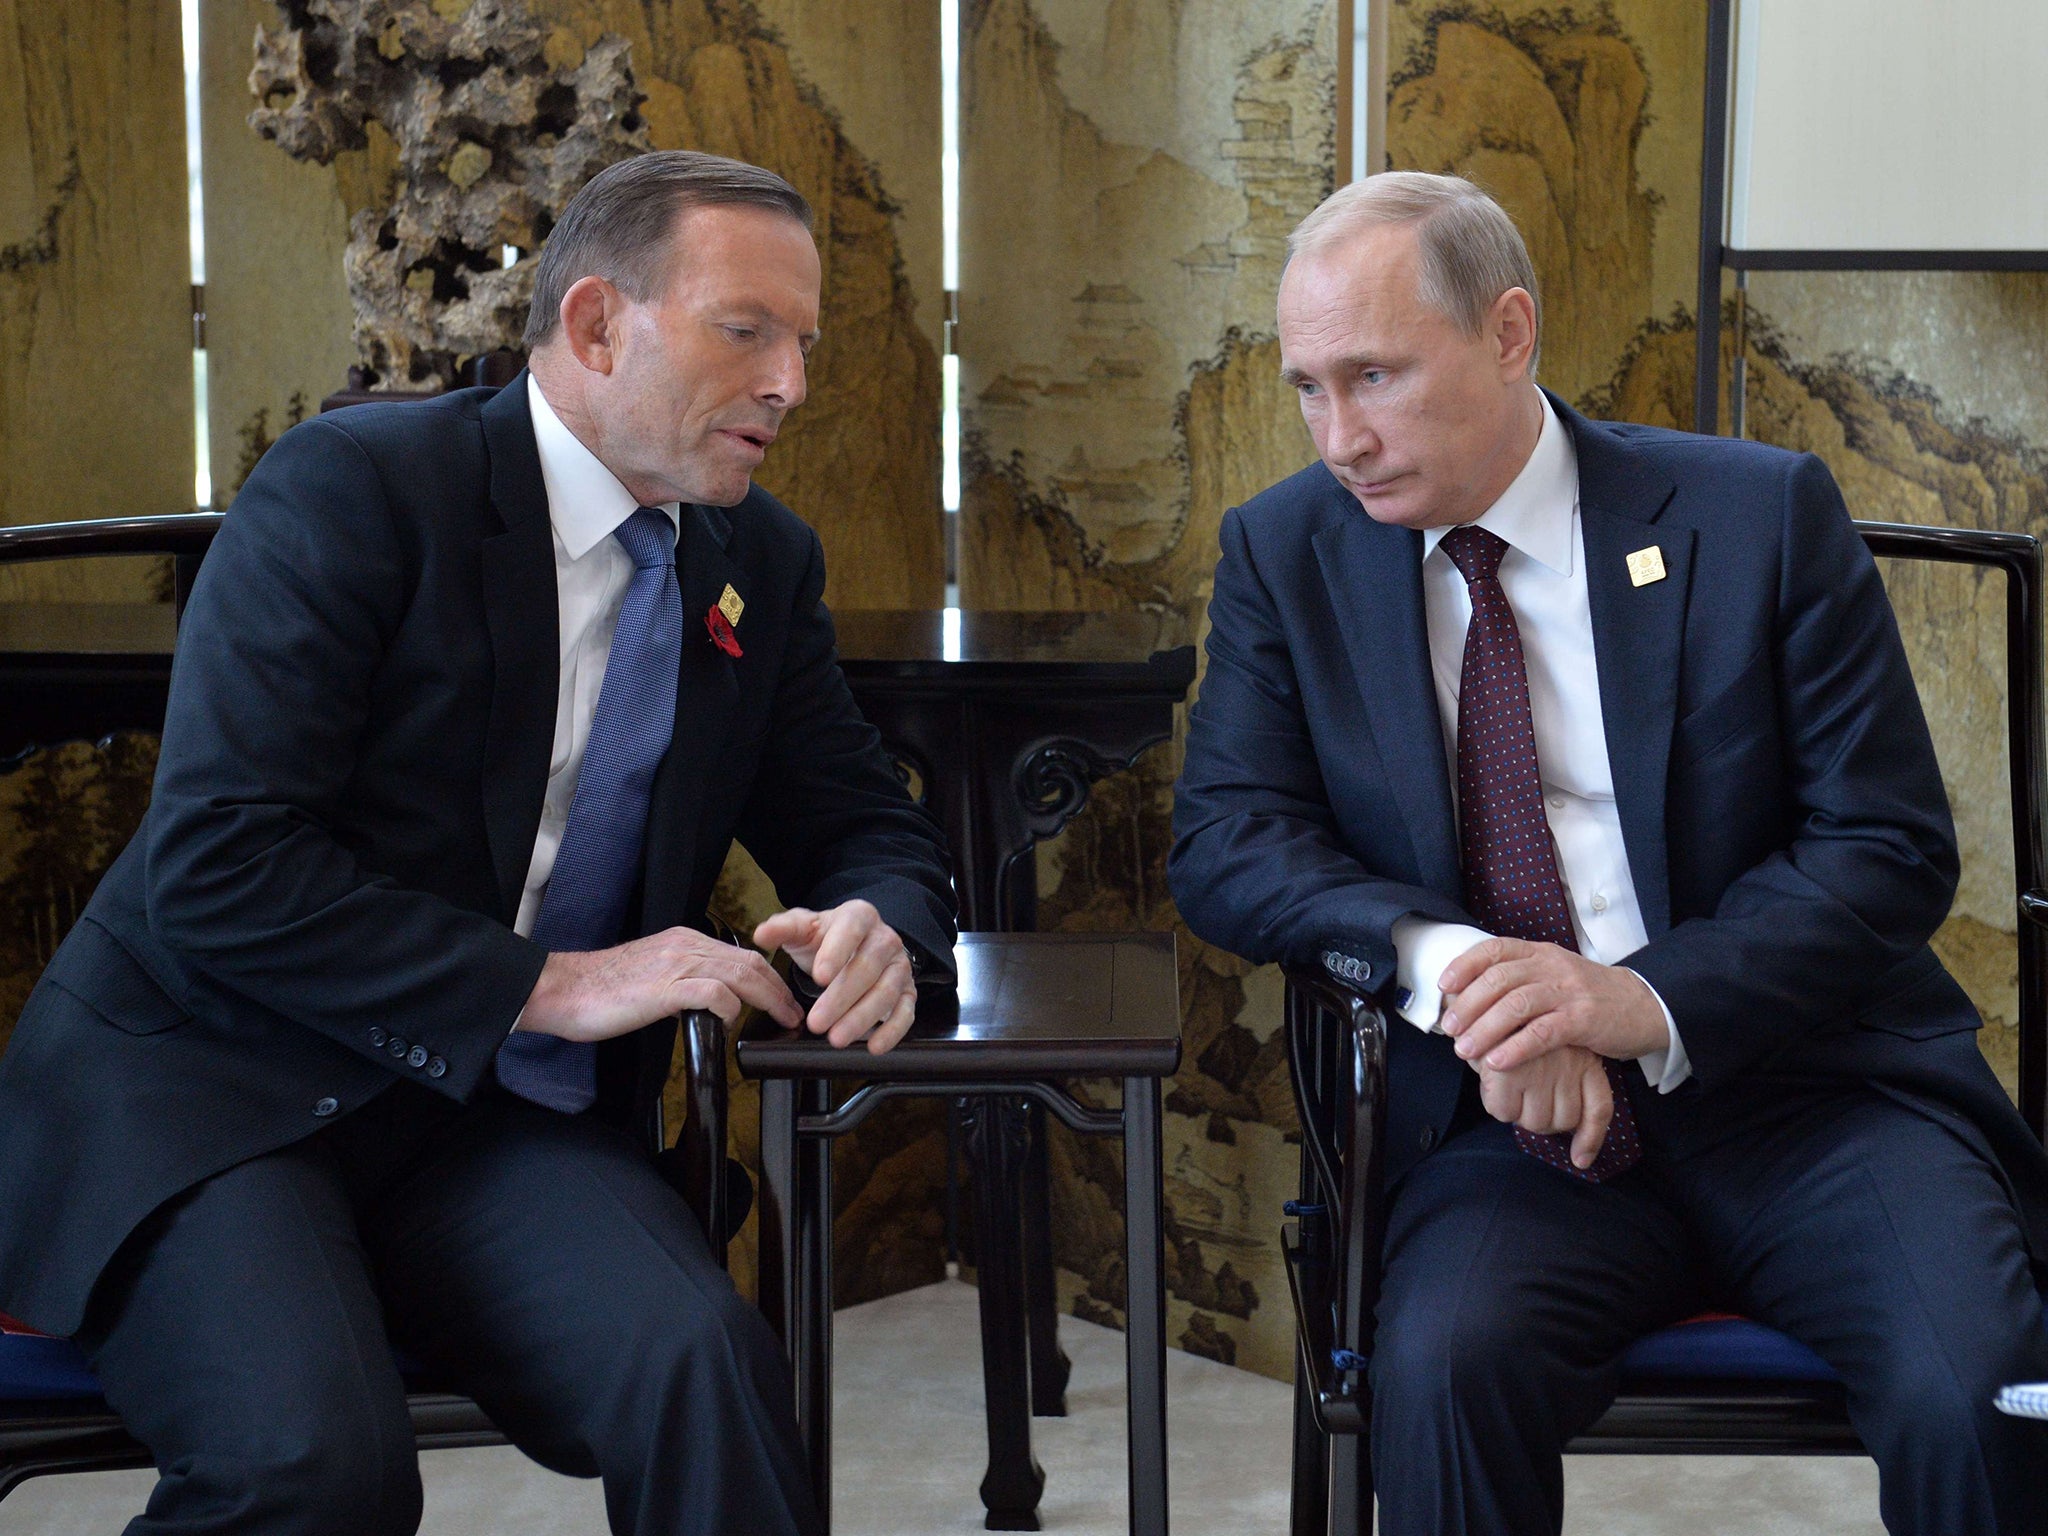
[1626,546,1667,587]
[717,583,745,627]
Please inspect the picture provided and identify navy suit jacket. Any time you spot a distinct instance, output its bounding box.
[1171,394,2048,1247]
[0,376,956,1336]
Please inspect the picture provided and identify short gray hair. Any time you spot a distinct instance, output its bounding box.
[522,151,813,351]
[1287,171,1540,375]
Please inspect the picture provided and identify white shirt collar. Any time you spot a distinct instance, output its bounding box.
[527,374,681,560]
[1421,393,1577,576]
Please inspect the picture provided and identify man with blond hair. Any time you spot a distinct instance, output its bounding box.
[1172,171,2048,1533]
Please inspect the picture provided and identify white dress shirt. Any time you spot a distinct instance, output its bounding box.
[1390,395,1690,1092]
[516,374,682,939]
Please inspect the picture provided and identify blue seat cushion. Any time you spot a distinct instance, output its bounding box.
[1619,1315,1840,1384]
[0,1330,439,1404]
[0,1330,102,1402]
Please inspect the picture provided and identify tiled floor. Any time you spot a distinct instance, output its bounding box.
[6,1278,1883,1534]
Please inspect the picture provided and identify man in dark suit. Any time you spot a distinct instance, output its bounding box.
[0,151,953,1535]
[1170,172,2048,1534]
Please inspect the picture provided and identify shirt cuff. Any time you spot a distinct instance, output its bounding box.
[1624,968,1691,1092]
[1389,916,1495,1032]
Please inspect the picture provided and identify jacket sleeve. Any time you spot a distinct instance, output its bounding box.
[1169,505,1469,983]
[143,418,546,1100]
[734,528,959,973]
[1621,452,1962,1088]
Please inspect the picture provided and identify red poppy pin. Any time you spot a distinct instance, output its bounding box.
[706,583,744,657]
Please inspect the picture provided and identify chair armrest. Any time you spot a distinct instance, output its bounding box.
[1280,960,1393,1435]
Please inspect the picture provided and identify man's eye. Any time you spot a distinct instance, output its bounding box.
[1296,380,1321,398]
[724,326,757,342]
[1360,369,1385,386]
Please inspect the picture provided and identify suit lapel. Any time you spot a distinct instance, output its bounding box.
[1312,497,1462,895]
[478,374,560,925]
[641,502,743,930]
[1561,397,1690,937]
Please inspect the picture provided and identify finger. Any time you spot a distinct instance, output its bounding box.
[1477,1068,1522,1126]
[1477,1000,1582,1072]
[827,959,913,1049]
[1571,1062,1614,1169]
[714,948,803,1029]
[807,924,899,1034]
[1453,983,1557,1062]
[866,983,919,1055]
[670,978,744,1024]
[1436,937,1534,1000]
[754,909,819,963]
[807,901,877,988]
[1441,956,1546,1037]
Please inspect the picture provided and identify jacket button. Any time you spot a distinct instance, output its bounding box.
[427,1056,448,1079]
[1418,1126,1438,1152]
[387,1036,408,1058]
[368,1027,387,1048]
[314,1097,340,1118]
[407,1046,428,1069]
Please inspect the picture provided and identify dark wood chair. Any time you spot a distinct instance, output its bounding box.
[0,513,732,1502]
[1279,520,2048,1532]
[739,930,1183,1536]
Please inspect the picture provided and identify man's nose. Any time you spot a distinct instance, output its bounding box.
[760,340,808,412]
[1321,397,1381,466]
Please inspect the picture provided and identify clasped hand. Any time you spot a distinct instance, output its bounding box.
[519,899,918,1055]
[1435,938,1666,1167]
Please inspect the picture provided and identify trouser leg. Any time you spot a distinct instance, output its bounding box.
[361,1092,818,1536]
[78,1138,422,1536]
[1368,1117,1702,1536]
[1675,1085,2048,1536]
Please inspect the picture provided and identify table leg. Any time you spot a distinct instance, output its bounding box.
[1123,1075,1169,1536]
[966,1094,1045,1530]
[796,1078,834,1531]
[1022,1099,1070,1417]
[759,1079,797,1351]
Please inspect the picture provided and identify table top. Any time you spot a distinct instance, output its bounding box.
[0,603,1193,681]
[737,931,1182,1082]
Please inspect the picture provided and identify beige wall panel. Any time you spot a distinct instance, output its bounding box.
[200,0,357,503]
[959,0,1332,611]
[531,0,943,607]
[958,0,1337,1381]
[0,0,191,600]
[748,0,943,353]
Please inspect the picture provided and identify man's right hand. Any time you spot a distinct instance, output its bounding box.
[515,927,804,1043]
[1475,1043,1614,1171]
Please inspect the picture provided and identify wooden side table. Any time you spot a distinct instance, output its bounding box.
[741,932,1182,1535]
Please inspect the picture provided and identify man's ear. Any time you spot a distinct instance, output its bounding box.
[557,275,622,376]
[1491,286,1538,379]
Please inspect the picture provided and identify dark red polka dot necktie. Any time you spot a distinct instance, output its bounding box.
[1440,524,1642,1183]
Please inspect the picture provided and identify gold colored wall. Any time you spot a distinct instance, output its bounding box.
[0,0,192,599]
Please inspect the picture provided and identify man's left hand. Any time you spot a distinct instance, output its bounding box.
[1438,937,1666,1070]
[753,900,918,1054]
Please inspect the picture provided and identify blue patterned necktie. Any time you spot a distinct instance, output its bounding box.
[1441,524,1642,1182]
[497,507,683,1112]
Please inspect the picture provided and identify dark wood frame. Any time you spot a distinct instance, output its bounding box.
[1280,522,2048,1532]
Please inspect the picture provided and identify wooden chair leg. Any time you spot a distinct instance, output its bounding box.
[1022,1099,1070,1416]
[795,1078,834,1532]
[1290,1352,1330,1536]
[967,1095,1045,1530]
[1122,1075,1169,1536]
[1327,1429,1370,1536]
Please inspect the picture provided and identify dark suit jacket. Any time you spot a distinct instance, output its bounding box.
[0,375,956,1336]
[1170,393,2048,1249]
